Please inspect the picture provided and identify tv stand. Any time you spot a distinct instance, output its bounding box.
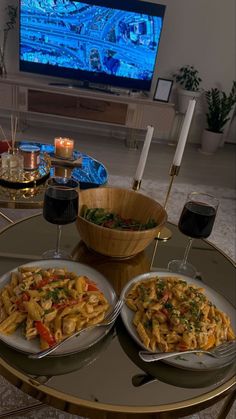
[0,74,176,148]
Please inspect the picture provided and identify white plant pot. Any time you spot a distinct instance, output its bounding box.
[200,129,223,154]
[177,88,202,114]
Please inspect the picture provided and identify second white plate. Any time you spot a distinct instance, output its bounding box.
[120,271,236,371]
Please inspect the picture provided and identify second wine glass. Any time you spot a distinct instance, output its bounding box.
[42,177,79,259]
[168,192,219,277]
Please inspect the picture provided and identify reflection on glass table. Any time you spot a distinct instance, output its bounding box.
[0,214,235,419]
[0,322,115,378]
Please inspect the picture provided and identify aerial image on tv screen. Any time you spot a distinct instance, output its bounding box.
[20,0,164,87]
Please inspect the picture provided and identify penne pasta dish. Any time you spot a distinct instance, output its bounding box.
[0,266,110,350]
[125,276,235,353]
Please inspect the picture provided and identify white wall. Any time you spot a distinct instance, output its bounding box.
[152,0,236,143]
[1,0,235,142]
[0,0,18,73]
[151,0,235,93]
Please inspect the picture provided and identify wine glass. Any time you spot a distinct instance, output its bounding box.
[42,177,79,259]
[168,192,219,277]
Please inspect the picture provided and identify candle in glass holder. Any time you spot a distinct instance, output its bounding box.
[19,145,40,170]
[54,137,74,159]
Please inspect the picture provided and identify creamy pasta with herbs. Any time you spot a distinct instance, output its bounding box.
[125,276,235,352]
[0,266,110,349]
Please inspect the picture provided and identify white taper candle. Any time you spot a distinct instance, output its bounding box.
[134,125,154,181]
[173,99,196,166]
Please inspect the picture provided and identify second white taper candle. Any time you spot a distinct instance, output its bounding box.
[173,99,196,166]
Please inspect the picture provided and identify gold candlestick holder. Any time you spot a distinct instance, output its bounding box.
[132,178,142,191]
[150,164,180,269]
[163,164,180,208]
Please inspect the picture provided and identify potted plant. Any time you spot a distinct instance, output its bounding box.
[200,81,236,154]
[173,65,202,113]
[0,4,18,75]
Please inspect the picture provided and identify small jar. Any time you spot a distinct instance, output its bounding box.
[1,150,24,181]
[1,152,11,170]
[19,145,40,170]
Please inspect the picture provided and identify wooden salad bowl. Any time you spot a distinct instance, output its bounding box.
[76,187,167,258]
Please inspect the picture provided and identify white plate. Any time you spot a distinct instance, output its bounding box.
[120,271,236,371]
[0,259,117,356]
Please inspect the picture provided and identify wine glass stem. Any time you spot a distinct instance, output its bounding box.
[181,237,194,267]
[56,225,62,255]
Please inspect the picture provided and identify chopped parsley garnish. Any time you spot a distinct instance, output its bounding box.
[45,289,61,303]
[189,301,200,319]
[194,291,207,302]
[156,279,165,298]
[178,280,187,285]
[44,309,53,315]
[144,319,152,329]
[194,321,202,331]
[164,302,173,310]
[156,280,165,290]
[139,285,150,302]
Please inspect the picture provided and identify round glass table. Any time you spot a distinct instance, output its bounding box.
[0,214,235,419]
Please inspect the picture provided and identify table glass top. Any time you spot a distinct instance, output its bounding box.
[0,214,235,416]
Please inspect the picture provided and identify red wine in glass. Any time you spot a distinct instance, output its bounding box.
[168,192,219,277]
[178,201,217,239]
[42,177,79,259]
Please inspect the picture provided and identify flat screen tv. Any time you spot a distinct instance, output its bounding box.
[19,0,166,91]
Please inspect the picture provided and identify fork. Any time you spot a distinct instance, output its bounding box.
[139,340,236,362]
[29,299,123,359]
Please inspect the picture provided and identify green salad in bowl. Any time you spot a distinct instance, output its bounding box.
[81,206,157,231]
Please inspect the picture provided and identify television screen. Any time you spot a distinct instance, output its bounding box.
[19,0,166,91]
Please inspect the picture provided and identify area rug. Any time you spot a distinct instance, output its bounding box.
[0,176,235,419]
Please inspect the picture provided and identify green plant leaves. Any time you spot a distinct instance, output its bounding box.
[173,65,202,92]
[205,82,236,133]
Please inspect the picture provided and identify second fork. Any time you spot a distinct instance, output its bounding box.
[139,340,236,362]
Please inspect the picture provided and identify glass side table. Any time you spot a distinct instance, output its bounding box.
[0,141,108,210]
